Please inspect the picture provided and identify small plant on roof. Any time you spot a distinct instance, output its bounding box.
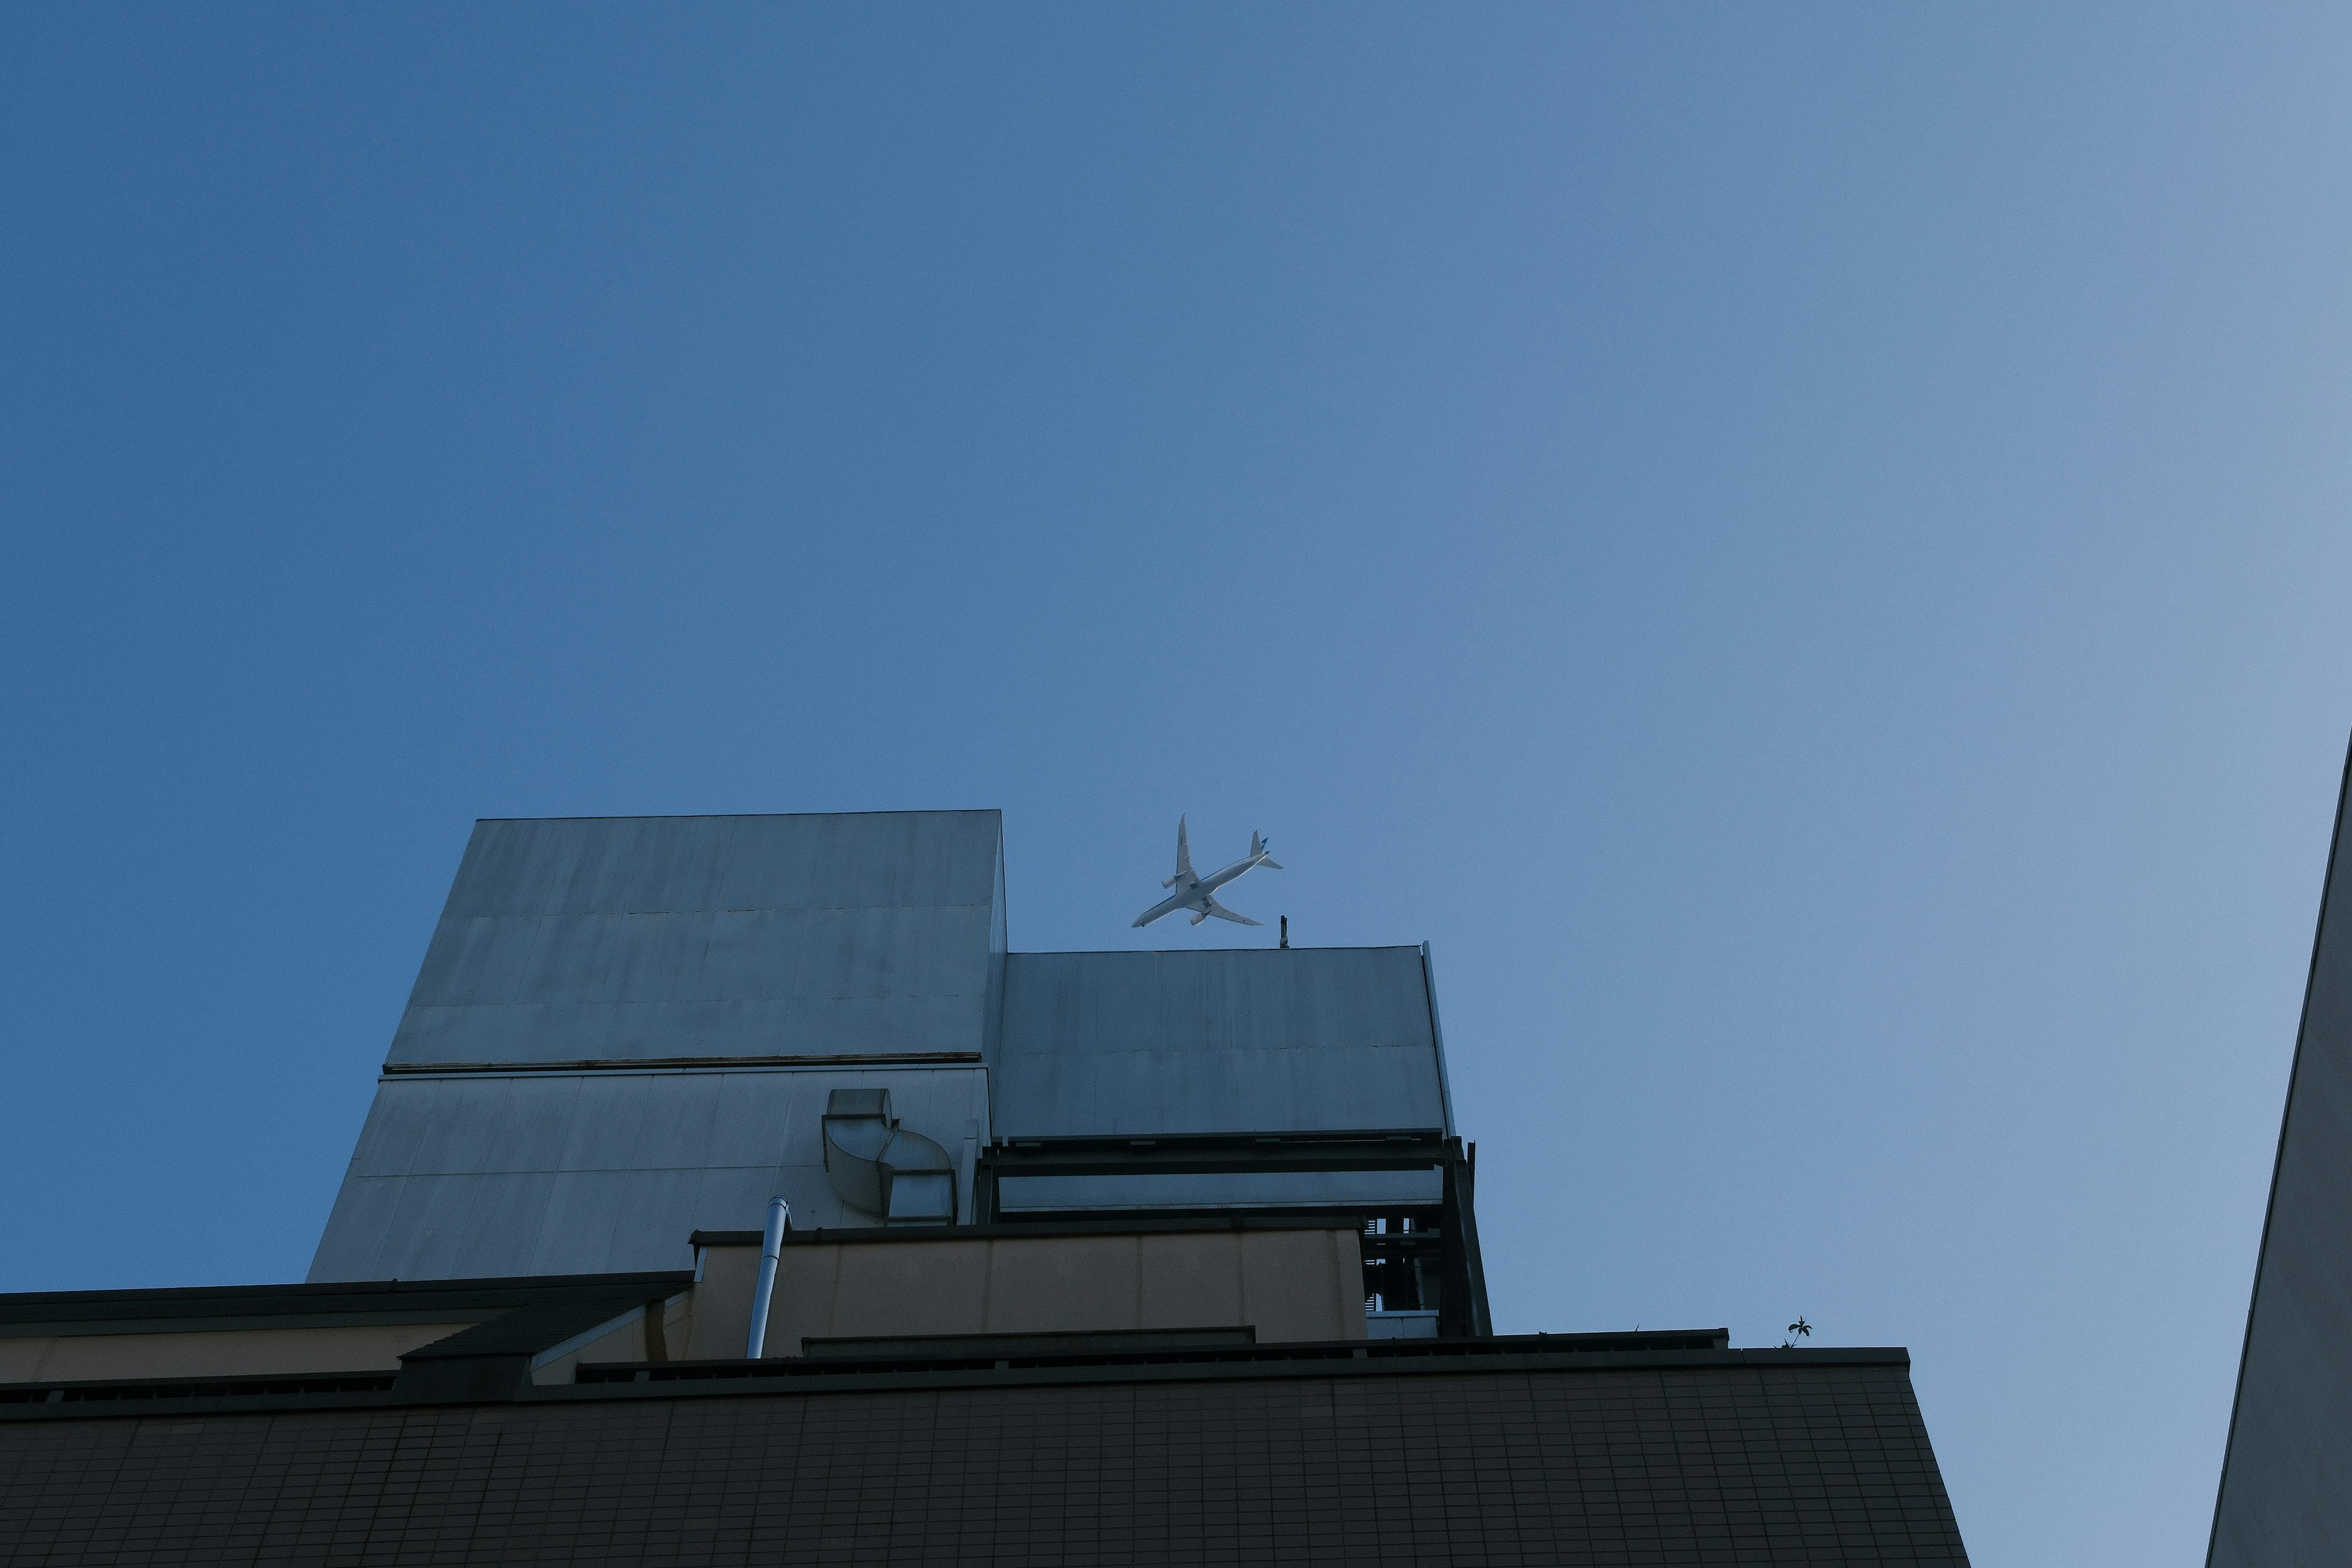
[1780,1316,1812,1349]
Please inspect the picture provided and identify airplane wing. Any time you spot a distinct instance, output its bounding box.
[1202,896,1261,927]
[1174,816,1196,884]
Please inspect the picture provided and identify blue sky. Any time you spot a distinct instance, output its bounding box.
[6,6,2350,1561]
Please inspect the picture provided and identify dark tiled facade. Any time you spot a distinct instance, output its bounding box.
[1,1354,1966,1566]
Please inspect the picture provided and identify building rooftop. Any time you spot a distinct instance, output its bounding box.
[315,812,1469,1281]
[0,1283,1966,1566]
[3,805,1974,1563]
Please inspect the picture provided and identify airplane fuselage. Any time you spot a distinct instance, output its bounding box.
[1134,854,1268,927]
[1134,818,1282,929]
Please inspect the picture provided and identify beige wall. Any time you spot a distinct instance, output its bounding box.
[0,1322,480,1384]
[699,1227,1366,1357]
[684,1245,763,1360]
[3,1229,1361,1388]
[7,1294,696,1389]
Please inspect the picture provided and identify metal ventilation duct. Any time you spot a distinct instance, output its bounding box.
[822,1088,956,1224]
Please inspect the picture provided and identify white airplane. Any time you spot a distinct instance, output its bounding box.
[1133,816,1283,928]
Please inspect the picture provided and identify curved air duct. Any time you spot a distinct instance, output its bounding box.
[821,1088,957,1224]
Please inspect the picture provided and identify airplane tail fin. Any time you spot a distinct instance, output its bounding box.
[1251,831,1282,870]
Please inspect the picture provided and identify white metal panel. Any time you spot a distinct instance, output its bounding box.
[340,1074,442,1180]
[401,1076,535,1177]
[528,1167,698,1275]
[391,989,993,1068]
[701,1070,824,1168]
[352,1172,560,1283]
[308,1065,991,1281]
[388,812,1005,1068]
[552,1071,726,1175]
[300,1172,409,1282]
[440,812,1000,919]
[995,948,1449,1136]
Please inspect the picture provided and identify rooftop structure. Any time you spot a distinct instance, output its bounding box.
[1,808,1974,1564]
[314,812,1471,1289]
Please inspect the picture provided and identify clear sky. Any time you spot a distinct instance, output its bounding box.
[5,6,2349,1561]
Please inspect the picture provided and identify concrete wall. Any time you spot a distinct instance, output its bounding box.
[690,1227,1367,1359]
[686,1243,764,1361]
[2212,744,2352,1566]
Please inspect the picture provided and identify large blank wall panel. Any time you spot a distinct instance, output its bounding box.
[390,812,1005,1068]
[310,1066,987,1282]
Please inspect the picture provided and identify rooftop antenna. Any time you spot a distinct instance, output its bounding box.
[1280,916,1289,949]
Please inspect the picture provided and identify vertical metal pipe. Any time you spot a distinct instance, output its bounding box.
[744,1197,790,1359]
